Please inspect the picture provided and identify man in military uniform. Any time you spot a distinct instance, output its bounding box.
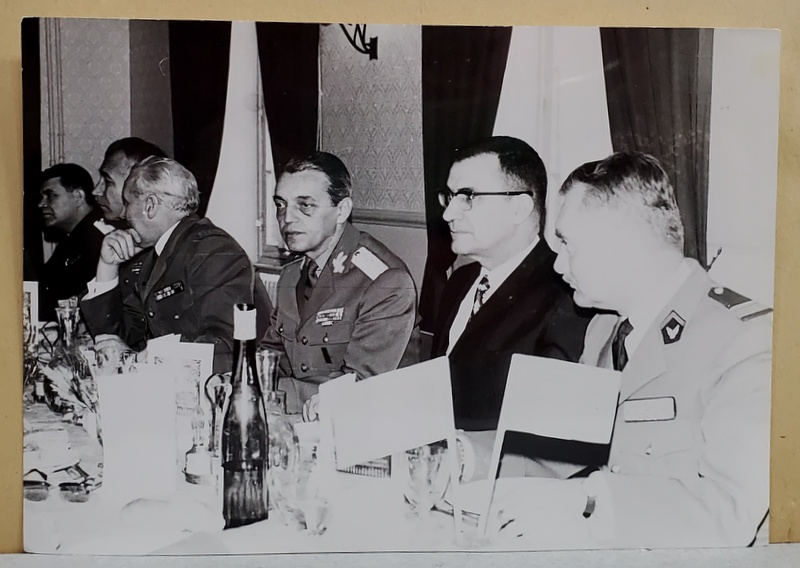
[260,152,418,416]
[37,163,105,321]
[80,156,271,374]
[489,152,771,549]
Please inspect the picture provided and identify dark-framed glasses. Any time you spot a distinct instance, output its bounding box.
[437,189,533,211]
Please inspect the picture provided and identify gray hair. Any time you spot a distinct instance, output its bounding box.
[559,152,685,251]
[126,156,199,214]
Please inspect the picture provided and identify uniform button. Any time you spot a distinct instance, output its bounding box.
[323,335,329,343]
[644,444,653,456]
[174,314,180,320]
[124,279,130,284]
[610,464,621,474]
[148,311,155,318]
[278,325,284,333]
[300,363,309,373]
[301,336,308,345]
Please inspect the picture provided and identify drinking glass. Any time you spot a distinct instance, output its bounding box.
[400,443,451,518]
[281,446,328,535]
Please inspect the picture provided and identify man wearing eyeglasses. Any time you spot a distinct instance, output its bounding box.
[431,136,592,439]
[80,156,272,373]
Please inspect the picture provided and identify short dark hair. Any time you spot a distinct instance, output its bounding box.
[103,137,168,166]
[559,152,684,251]
[283,151,352,205]
[40,163,96,208]
[452,136,548,223]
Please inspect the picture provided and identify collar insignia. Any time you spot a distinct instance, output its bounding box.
[660,310,686,345]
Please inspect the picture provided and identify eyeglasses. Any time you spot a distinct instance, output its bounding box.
[438,189,533,211]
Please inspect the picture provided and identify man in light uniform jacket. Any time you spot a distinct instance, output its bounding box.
[491,152,771,549]
[260,152,418,416]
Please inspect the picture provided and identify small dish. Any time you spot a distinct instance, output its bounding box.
[23,480,52,502]
[58,482,91,503]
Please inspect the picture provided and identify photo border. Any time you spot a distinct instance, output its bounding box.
[2,0,799,555]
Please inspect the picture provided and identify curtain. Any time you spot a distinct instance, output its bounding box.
[255,23,320,177]
[168,21,232,217]
[600,28,714,266]
[22,17,42,282]
[418,26,513,334]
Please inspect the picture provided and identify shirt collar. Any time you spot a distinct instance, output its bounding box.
[479,236,539,296]
[624,257,693,358]
[155,220,181,256]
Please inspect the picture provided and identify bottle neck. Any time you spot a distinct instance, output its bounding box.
[232,338,261,390]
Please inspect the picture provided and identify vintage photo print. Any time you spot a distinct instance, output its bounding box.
[21,18,780,554]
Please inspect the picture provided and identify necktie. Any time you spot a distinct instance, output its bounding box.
[470,275,490,320]
[297,259,319,314]
[612,318,634,371]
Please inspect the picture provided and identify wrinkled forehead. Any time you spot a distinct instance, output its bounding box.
[276,169,332,201]
[447,153,507,192]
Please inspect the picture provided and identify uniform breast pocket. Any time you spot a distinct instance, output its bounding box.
[610,419,699,479]
[308,321,353,369]
[153,284,195,323]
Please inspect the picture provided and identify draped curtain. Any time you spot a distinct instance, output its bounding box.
[600,28,714,266]
[22,18,42,282]
[168,21,232,217]
[255,23,320,177]
[418,26,513,333]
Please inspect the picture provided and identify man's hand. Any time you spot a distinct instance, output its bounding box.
[100,228,144,264]
[94,334,139,374]
[97,228,144,282]
[302,394,320,422]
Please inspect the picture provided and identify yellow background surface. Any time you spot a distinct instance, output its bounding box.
[1,0,798,553]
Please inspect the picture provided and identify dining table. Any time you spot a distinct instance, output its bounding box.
[24,393,514,555]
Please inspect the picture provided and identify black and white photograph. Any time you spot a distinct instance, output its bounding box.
[20,18,780,554]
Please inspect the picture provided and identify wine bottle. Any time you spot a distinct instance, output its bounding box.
[221,303,269,529]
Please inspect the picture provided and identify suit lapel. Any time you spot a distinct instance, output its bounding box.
[452,241,553,352]
[142,216,197,301]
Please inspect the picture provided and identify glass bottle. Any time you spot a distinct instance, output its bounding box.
[221,303,270,529]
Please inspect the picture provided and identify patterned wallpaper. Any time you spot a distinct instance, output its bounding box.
[320,24,425,214]
[129,20,174,157]
[40,18,131,177]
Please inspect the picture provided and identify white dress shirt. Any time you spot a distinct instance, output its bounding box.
[446,237,539,355]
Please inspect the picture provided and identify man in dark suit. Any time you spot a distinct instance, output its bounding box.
[431,136,592,433]
[36,163,106,321]
[80,156,271,373]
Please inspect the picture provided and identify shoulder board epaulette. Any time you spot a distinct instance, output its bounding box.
[708,286,773,321]
[351,247,389,281]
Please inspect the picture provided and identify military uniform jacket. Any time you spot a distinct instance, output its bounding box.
[81,215,272,374]
[261,223,418,413]
[39,208,105,321]
[431,240,592,431]
[580,259,772,548]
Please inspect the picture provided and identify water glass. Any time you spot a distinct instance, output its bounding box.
[282,448,329,535]
[401,443,451,517]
